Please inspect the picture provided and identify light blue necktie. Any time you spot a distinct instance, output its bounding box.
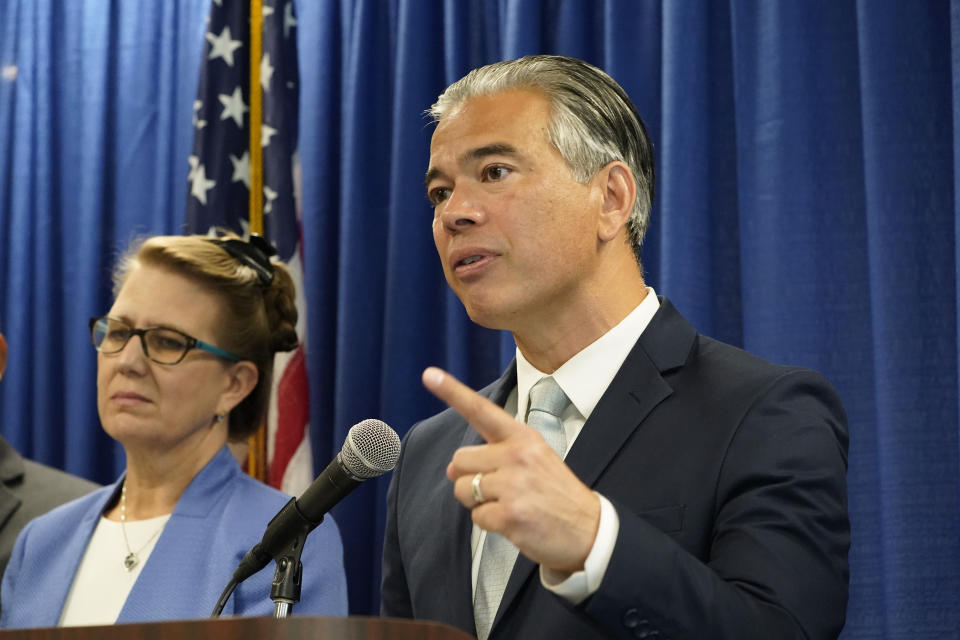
[473,376,569,640]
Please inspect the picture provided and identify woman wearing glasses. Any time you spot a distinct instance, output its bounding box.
[0,234,348,627]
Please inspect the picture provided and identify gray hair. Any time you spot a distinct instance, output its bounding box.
[429,55,655,266]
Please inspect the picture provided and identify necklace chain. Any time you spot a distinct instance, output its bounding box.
[120,482,166,572]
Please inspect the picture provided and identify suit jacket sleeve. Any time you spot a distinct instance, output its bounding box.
[583,369,849,640]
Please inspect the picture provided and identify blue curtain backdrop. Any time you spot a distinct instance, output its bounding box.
[0,1,957,636]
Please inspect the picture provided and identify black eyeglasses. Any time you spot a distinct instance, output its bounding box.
[89,316,242,365]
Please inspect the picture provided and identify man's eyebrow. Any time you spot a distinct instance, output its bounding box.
[466,143,519,162]
[424,167,443,190]
[425,143,521,189]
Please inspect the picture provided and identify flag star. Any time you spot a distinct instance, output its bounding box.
[218,86,248,127]
[261,124,278,148]
[190,162,216,205]
[284,2,297,38]
[263,5,275,18]
[260,53,275,91]
[212,0,222,5]
[230,152,251,189]
[264,186,278,213]
[192,100,207,130]
[206,26,242,67]
[187,155,199,182]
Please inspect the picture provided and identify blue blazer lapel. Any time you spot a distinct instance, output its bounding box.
[492,298,695,632]
[117,448,237,621]
[43,485,120,626]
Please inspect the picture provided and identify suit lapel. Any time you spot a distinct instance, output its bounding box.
[443,431,479,629]
[492,298,696,632]
[564,298,695,485]
[447,366,517,633]
[0,438,25,530]
[0,485,20,531]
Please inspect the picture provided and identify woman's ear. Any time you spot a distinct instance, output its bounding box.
[218,360,259,414]
[596,161,637,243]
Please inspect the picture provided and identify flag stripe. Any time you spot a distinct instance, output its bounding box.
[186,0,312,493]
[269,345,310,487]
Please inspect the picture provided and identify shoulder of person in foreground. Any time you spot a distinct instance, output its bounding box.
[0,436,100,536]
[8,456,100,512]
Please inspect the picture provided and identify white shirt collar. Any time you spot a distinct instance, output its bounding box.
[515,287,660,422]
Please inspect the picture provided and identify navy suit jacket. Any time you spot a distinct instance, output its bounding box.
[381,298,849,639]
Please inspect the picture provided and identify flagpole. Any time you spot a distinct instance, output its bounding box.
[247,0,268,483]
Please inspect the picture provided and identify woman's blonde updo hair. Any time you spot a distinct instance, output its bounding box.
[112,232,299,440]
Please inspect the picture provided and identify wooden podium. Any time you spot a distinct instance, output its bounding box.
[0,616,475,640]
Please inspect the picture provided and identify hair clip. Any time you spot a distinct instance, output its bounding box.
[211,234,276,286]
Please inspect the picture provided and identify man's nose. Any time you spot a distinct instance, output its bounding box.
[436,184,487,232]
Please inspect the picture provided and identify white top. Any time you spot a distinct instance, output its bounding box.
[470,288,661,603]
[58,514,171,627]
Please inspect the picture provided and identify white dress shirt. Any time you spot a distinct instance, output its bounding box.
[59,514,170,626]
[470,288,660,604]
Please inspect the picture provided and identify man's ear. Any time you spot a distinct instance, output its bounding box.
[217,360,259,415]
[596,161,637,243]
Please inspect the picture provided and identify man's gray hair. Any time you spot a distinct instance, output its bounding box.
[429,55,655,266]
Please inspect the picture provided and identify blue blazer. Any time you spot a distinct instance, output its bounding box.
[381,298,849,640]
[1,447,348,628]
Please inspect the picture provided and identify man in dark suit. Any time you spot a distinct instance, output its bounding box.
[0,332,99,596]
[381,55,849,639]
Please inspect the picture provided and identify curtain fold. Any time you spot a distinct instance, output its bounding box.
[1,0,958,634]
[854,3,959,635]
[660,0,740,344]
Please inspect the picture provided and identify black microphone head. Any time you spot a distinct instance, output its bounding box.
[340,419,401,480]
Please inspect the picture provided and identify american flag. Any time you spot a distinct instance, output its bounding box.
[186,0,313,495]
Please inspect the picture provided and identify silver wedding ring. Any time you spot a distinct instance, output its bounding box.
[471,472,485,504]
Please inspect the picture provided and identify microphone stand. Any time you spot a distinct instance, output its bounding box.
[265,499,317,618]
[211,419,400,618]
[211,496,320,619]
[270,528,308,618]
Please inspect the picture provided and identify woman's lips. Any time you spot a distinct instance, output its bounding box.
[112,391,150,405]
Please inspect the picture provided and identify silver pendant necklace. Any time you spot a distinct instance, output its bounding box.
[119,482,166,572]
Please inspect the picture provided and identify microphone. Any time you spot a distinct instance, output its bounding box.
[231,419,401,585]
